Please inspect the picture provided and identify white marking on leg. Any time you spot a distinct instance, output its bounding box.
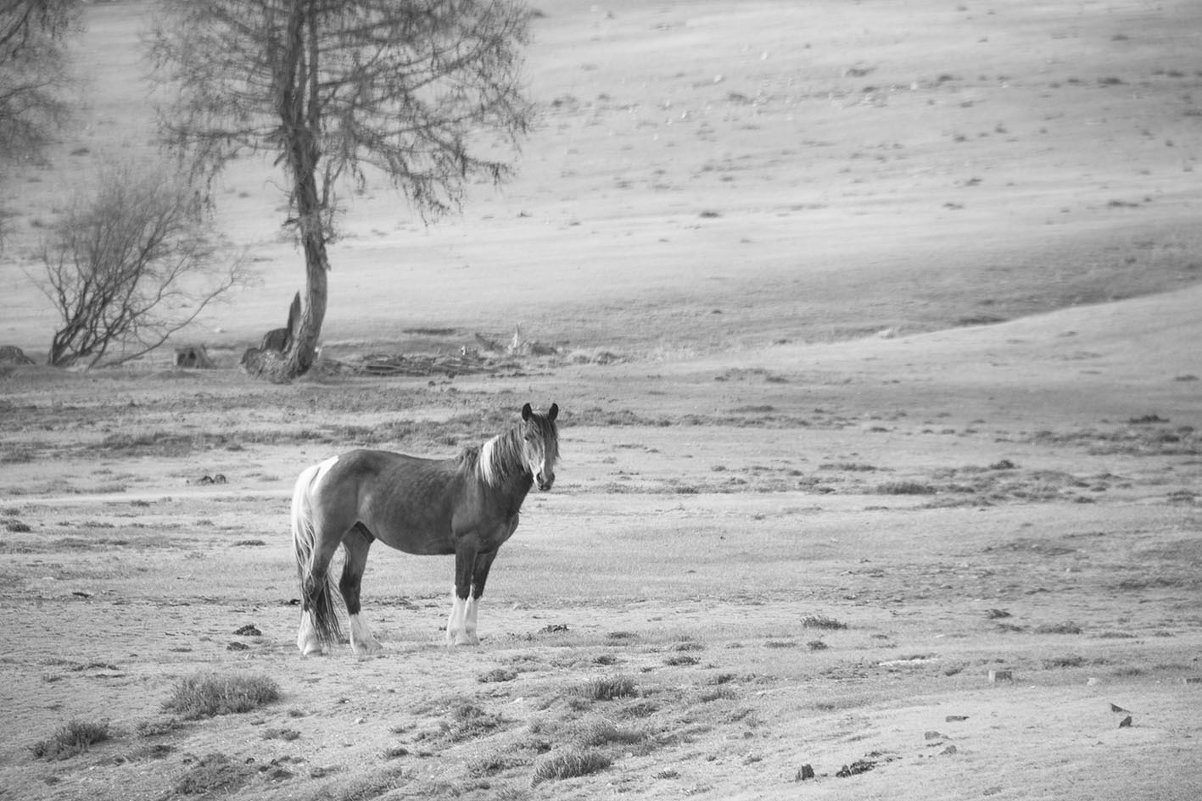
[446,590,467,646]
[297,612,323,656]
[464,596,480,645]
[349,613,382,655]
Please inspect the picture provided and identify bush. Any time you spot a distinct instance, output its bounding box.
[33,159,245,368]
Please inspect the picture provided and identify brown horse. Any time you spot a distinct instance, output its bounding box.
[291,403,559,654]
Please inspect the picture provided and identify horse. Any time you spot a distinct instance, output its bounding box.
[291,402,559,654]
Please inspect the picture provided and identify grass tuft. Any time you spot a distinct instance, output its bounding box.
[445,701,506,741]
[876,480,938,495]
[801,615,848,630]
[172,752,255,795]
[531,747,613,785]
[574,674,638,701]
[571,717,645,748]
[30,719,111,760]
[162,672,280,719]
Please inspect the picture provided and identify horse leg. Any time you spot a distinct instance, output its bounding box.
[297,534,341,656]
[447,544,479,646]
[464,551,498,644]
[340,524,382,656]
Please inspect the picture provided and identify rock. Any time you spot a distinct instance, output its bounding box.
[234,624,262,637]
[795,764,815,781]
[0,345,35,365]
[1109,703,1131,714]
[988,669,1013,682]
[1118,716,1133,728]
[227,641,249,651]
[945,715,969,722]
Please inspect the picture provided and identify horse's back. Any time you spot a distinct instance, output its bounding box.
[308,448,467,554]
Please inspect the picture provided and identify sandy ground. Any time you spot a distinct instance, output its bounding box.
[2,1,1201,799]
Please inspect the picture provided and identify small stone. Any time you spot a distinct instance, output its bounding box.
[355,717,366,725]
[1118,716,1133,728]
[795,764,815,781]
[227,641,249,651]
[924,731,944,740]
[945,715,969,722]
[988,669,1013,682]
[941,745,958,755]
[1109,703,1131,714]
[1183,677,1202,685]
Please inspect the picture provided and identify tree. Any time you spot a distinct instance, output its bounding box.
[34,160,244,368]
[149,0,535,381]
[0,0,82,246]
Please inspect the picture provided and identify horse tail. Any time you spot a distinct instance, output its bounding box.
[291,461,344,647]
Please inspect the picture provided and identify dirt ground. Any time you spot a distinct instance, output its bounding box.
[2,1,1201,799]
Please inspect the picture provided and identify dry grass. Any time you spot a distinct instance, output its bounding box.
[574,675,638,701]
[30,719,111,760]
[531,747,613,785]
[161,672,280,719]
[171,752,255,796]
[801,615,848,630]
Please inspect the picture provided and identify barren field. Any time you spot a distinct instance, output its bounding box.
[2,1,1201,800]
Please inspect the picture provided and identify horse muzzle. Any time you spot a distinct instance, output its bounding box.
[536,472,555,491]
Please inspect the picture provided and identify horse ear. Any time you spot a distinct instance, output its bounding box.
[521,403,533,421]
[547,403,559,421]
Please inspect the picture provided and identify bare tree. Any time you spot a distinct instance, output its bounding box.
[148,0,535,380]
[34,161,245,368]
[0,0,82,246]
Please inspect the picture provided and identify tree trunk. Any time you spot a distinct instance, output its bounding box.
[252,0,329,382]
[287,212,328,377]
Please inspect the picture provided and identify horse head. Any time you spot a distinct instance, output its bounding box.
[520,402,559,491]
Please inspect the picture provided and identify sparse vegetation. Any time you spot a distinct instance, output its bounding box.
[802,615,848,630]
[30,719,111,760]
[172,753,255,796]
[876,480,938,495]
[574,675,638,701]
[531,747,613,785]
[161,672,280,719]
[3,2,1202,800]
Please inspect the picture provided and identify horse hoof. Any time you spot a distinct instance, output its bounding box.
[352,640,383,656]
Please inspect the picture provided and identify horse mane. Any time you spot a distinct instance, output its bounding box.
[477,428,525,488]
[474,416,559,488]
